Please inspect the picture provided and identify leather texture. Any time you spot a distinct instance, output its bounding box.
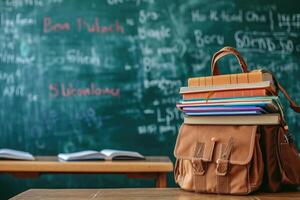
[260,125,300,191]
[174,125,263,194]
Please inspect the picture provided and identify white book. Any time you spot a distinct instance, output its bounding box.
[184,114,280,125]
[0,148,35,161]
[58,149,144,161]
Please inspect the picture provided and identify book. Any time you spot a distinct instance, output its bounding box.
[178,96,279,103]
[0,148,35,160]
[181,81,276,99]
[182,106,267,112]
[179,102,277,112]
[182,106,268,115]
[58,149,145,161]
[183,88,270,99]
[184,110,264,116]
[181,81,274,94]
[177,96,281,113]
[183,114,281,125]
[188,70,274,87]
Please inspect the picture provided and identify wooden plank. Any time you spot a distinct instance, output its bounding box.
[0,156,173,173]
[10,188,300,200]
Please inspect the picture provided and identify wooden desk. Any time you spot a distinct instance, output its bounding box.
[0,156,173,188]
[10,188,300,200]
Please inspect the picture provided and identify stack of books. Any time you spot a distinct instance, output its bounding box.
[177,70,283,125]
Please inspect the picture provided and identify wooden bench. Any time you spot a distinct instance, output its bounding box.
[0,156,173,188]
[10,188,300,200]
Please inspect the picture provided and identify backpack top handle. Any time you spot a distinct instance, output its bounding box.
[211,46,249,76]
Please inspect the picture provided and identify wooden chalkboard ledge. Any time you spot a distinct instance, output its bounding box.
[0,156,173,188]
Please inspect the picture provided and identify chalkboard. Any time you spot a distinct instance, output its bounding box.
[1,0,300,198]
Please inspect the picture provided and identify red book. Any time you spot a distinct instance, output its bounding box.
[180,81,276,100]
[183,88,270,99]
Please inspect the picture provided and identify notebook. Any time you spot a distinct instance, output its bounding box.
[183,106,267,116]
[182,106,267,112]
[177,96,280,105]
[0,149,35,160]
[184,110,264,116]
[58,149,145,161]
[183,114,280,125]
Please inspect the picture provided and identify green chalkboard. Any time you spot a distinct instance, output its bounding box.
[1,0,300,199]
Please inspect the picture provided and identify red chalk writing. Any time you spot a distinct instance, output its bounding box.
[43,17,71,33]
[77,18,124,33]
[49,83,120,98]
[43,17,124,34]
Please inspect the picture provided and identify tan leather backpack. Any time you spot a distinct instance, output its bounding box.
[174,47,300,194]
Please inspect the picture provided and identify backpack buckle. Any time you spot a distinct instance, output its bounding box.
[216,159,229,176]
[192,159,205,175]
[192,142,206,175]
[216,137,234,176]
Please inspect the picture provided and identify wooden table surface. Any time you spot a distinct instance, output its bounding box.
[10,188,300,200]
[0,156,173,188]
[0,156,173,172]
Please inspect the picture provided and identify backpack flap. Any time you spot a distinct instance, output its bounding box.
[174,124,257,165]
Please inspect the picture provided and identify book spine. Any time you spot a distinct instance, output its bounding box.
[183,88,267,99]
[188,71,263,86]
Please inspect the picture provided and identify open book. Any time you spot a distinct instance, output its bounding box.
[58,149,145,161]
[0,148,35,160]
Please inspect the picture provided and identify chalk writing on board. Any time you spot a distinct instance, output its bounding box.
[138,26,170,40]
[194,30,224,47]
[0,51,35,65]
[3,85,24,97]
[106,0,155,6]
[191,9,268,23]
[5,0,44,7]
[277,13,300,32]
[0,69,21,84]
[235,31,300,53]
[49,83,120,98]
[0,13,36,27]
[43,17,125,34]
[137,106,182,137]
[139,10,159,24]
[5,0,64,7]
[66,49,101,67]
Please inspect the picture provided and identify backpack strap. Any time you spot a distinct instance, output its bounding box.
[270,71,300,113]
[277,81,300,113]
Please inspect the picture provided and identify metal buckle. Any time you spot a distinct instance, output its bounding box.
[284,134,290,144]
[284,133,295,144]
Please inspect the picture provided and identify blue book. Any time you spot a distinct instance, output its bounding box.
[185,110,264,116]
[183,106,268,113]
